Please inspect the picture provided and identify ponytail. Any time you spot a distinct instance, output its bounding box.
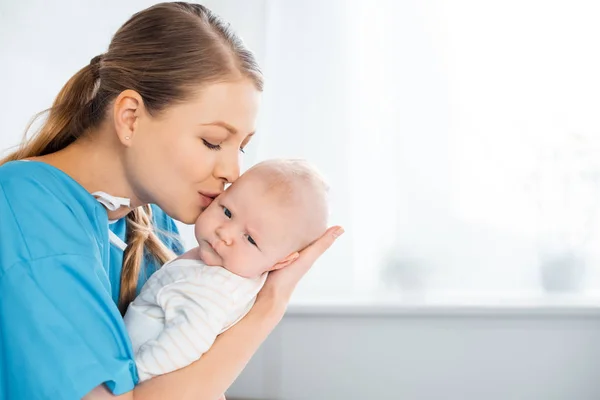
[0,55,102,164]
[1,55,176,314]
[121,206,176,314]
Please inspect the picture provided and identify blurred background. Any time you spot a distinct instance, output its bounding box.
[2,1,600,399]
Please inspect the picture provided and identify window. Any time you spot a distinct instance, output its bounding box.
[203,0,600,301]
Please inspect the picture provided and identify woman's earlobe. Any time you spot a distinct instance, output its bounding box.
[113,89,143,146]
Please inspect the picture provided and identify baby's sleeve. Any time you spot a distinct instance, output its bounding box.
[133,267,237,381]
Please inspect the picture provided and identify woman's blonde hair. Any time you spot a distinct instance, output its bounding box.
[0,2,263,314]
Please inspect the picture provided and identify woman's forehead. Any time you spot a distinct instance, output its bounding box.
[181,80,261,135]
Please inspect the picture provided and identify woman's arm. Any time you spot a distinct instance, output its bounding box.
[85,291,282,400]
[133,296,283,400]
[85,226,344,400]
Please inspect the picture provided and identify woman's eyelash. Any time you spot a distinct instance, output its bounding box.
[202,139,221,151]
[203,139,246,153]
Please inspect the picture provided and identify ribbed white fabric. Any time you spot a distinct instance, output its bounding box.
[123,258,267,381]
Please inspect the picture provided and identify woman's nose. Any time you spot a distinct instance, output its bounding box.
[214,147,241,184]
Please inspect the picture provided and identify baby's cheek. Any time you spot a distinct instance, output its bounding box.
[224,250,255,278]
[250,254,272,276]
[229,254,248,275]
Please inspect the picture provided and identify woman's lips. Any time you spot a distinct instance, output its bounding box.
[197,191,219,208]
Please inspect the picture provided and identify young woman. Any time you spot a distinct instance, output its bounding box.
[0,3,343,399]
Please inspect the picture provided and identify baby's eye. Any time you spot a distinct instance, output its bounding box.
[246,235,257,247]
[223,207,232,218]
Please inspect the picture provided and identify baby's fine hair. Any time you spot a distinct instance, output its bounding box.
[248,159,329,249]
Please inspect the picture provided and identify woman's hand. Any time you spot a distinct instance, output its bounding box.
[258,226,344,305]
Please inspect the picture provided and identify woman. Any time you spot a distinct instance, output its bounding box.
[0,3,343,399]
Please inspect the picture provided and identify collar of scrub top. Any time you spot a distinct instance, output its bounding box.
[16,161,130,251]
[92,191,130,251]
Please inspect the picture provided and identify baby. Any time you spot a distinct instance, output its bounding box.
[123,159,329,381]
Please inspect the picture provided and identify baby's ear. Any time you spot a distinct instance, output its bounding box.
[271,252,300,271]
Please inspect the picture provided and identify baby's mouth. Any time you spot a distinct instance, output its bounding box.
[205,239,218,254]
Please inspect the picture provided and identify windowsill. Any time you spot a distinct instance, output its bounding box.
[285,293,600,317]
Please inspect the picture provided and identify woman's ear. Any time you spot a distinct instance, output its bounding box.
[112,89,144,147]
[270,252,300,271]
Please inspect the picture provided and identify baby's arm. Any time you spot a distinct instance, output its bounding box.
[134,272,235,381]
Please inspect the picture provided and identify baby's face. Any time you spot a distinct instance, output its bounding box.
[194,172,299,278]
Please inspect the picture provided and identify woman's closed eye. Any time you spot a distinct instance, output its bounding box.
[203,138,247,154]
[202,139,222,151]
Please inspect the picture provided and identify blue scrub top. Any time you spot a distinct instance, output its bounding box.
[0,160,184,399]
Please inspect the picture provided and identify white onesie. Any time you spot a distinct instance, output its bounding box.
[123,258,267,382]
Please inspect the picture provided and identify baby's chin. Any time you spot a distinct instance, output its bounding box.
[197,241,224,267]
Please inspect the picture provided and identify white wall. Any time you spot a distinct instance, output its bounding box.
[0,0,161,152]
[229,307,600,400]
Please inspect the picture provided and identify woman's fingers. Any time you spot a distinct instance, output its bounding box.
[294,226,344,275]
[268,226,344,285]
[259,225,344,303]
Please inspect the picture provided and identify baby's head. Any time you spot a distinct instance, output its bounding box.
[194,159,329,278]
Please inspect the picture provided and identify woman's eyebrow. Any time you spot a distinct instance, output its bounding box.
[201,121,238,134]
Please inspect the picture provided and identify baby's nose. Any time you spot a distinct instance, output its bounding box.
[216,226,234,246]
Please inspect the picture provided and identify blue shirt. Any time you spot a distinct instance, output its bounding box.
[0,160,184,399]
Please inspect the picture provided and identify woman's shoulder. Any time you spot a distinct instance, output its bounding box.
[0,162,135,398]
[0,160,107,264]
[0,160,93,200]
[0,159,55,179]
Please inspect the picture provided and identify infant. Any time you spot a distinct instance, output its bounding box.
[124,159,329,381]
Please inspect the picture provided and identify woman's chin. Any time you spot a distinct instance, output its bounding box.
[171,207,203,225]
